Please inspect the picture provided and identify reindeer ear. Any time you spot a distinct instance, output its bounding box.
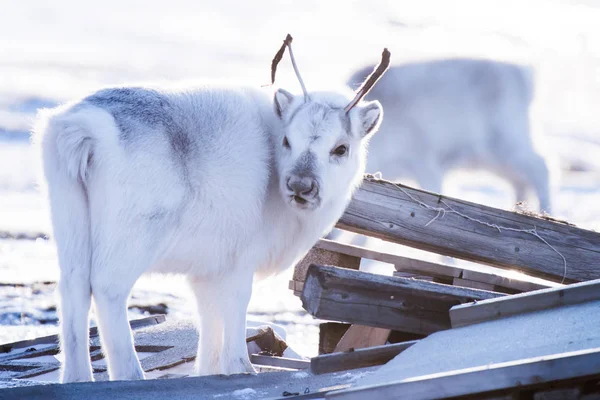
[274,89,295,119]
[357,100,382,138]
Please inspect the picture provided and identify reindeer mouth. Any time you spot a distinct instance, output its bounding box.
[288,194,319,211]
[293,195,307,205]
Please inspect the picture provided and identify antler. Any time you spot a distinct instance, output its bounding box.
[343,48,391,114]
[270,34,309,101]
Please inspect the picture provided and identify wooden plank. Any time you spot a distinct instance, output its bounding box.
[450,278,600,328]
[336,177,600,283]
[250,354,309,370]
[326,347,600,400]
[333,325,391,353]
[453,277,497,292]
[461,268,555,293]
[311,340,418,375]
[301,265,503,335]
[0,314,166,360]
[319,238,555,293]
[393,271,437,282]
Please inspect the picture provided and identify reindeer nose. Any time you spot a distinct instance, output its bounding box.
[287,177,318,198]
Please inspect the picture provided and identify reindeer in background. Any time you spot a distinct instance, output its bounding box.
[348,58,552,213]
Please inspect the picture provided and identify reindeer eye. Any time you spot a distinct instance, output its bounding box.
[332,145,348,157]
[283,136,290,149]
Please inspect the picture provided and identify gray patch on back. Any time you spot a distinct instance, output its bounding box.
[85,87,192,159]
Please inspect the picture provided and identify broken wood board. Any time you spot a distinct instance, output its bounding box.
[336,177,600,283]
[1,317,305,383]
[326,347,600,399]
[291,246,360,296]
[320,238,557,293]
[301,265,503,335]
[311,340,417,375]
[333,325,391,353]
[0,315,166,380]
[450,278,600,328]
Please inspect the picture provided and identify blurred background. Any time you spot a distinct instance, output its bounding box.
[0,0,599,357]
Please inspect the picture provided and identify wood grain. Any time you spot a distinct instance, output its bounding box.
[311,340,417,375]
[336,178,600,283]
[301,265,503,334]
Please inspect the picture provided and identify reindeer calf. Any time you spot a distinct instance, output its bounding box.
[34,38,388,382]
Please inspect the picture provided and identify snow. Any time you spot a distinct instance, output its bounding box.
[1,0,600,361]
[232,388,260,399]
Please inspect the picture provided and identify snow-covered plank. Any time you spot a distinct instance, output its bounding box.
[348,299,600,396]
[301,265,503,335]
[327,347,600,400]
[450,278,600,328]
[337,177,600,283]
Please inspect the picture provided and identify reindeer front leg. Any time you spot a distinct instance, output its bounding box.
[188,267,256,376]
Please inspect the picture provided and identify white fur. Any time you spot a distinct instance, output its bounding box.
[349,58,552,213]
[33,83,381,382]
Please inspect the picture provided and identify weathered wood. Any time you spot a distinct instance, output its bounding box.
[326,347,600,400]
[293,247,361,283]
[450,278,600,328]
[320,238,555,293]
[336,177,600,283]
[333,325,390,353]
[0,316,167,380]
[453,277,497,292]
[301,265,503,335]
[311,340,418,375]
[250,354,309,370]
[0,315,166,356]
[245,325,287,356]
[460,268,555,293]
[392,271,438,282]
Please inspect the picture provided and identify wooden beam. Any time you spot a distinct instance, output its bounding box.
[250,354,309,370]
[336,177,600,283]
[311,340,417,375]
[319,238,556,293]
[450,278,600,328]
[301,265,503,335]
[326,347,600,399]
[452,278,497,292]
[0,315,166,360]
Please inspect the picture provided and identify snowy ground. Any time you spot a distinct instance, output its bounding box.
[1,0,599,358]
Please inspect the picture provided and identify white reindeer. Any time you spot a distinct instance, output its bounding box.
[33,36,388,382]
[348,58,552,213]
